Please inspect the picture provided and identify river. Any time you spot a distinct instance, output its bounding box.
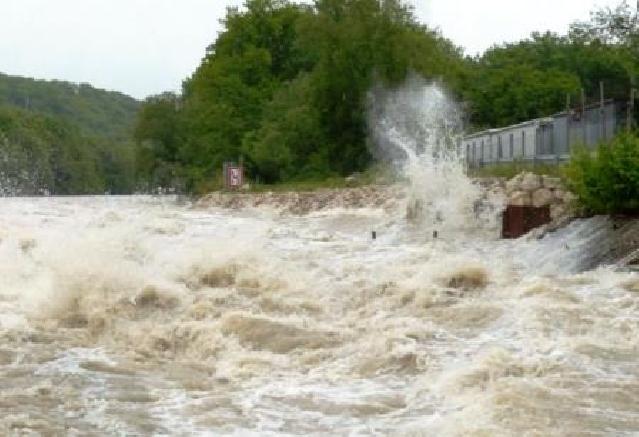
[0,194,638,435]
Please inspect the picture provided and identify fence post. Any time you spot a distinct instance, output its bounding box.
[564,93,571,156]
[629,88,636,131]
[633,88,637,129]
[581,88,587,145]
[600,81,606,140]
[566,106,571,155]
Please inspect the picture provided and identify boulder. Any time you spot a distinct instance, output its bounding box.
[550,204,568,221]
[532,188,554,207]
[509,190,532,206]
[551,189,568,204]
[520,172,542,192]
[506,174,524,194]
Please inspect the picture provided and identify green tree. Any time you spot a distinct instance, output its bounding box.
[147,0,467,190]
[175,0,308,191]
[570,1,639,46]
[0,107,105,195]
[242,73,329,182]
[134,92,183,190]
[0,72,140,194]
[465,31,635,128]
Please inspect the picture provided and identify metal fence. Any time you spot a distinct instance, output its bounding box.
[463,101,629,167]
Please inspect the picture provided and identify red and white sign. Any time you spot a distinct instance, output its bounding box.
[226,165,243,189]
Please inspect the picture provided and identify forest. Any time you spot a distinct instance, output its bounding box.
[135,0,639,193]
[0,73,139,194]
[1,0,638,194]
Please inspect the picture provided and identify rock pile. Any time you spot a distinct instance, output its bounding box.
[196,185,405,215]
[472,172,577,237]
[504,172,575,222]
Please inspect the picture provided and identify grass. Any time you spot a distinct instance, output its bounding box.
[468,161,566,179]
[248,176,355,193]
[200,164,395,195]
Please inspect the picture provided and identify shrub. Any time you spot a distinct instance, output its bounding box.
[565,133,639,214]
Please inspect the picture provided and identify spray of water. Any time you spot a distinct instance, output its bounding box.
[368,75,502,236]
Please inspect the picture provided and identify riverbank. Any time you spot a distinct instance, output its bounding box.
[196,172,577,232]
[196,185,405,215]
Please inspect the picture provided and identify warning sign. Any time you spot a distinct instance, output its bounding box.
[224,163,244,190]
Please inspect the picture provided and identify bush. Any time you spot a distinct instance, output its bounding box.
[565,133,639,214]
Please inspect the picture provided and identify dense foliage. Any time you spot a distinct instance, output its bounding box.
[0,73,139,139]
[0,107,136,195]
[135,0,466,191]
[510,2,639,215]
[2,0,637,195]
[0,74,139,194]
[465,0,639,128]
[134,0,639,192]
[565,133,639,214]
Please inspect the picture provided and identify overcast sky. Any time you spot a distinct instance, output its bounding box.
[0,0,622,99]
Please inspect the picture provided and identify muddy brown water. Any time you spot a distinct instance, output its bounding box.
[0,196,637,436]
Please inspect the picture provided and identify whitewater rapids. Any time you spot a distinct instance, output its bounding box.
[0,195,638,436]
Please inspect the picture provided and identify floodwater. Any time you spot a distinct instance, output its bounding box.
[0,194,638,436]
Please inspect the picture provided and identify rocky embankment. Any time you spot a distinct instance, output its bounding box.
[196,185,405,215]
[492,172,577,234]
[196,173,578,235]
[504,173,575,217]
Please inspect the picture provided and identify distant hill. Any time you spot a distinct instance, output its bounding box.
[0,73,140,194]
[0,72,139,140]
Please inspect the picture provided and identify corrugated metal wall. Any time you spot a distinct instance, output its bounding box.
[464,101,626,167]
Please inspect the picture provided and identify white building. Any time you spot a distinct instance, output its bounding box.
[462,100,624,167]
[462,119,551,167]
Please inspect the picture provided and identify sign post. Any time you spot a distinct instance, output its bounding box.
[224,162,244,190]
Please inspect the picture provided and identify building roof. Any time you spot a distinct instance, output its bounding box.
[463,118,545,140]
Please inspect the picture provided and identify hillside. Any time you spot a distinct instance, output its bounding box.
[0,72,139,140]
[0,73,140,194]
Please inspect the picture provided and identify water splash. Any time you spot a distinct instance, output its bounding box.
[368,75,502,236]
